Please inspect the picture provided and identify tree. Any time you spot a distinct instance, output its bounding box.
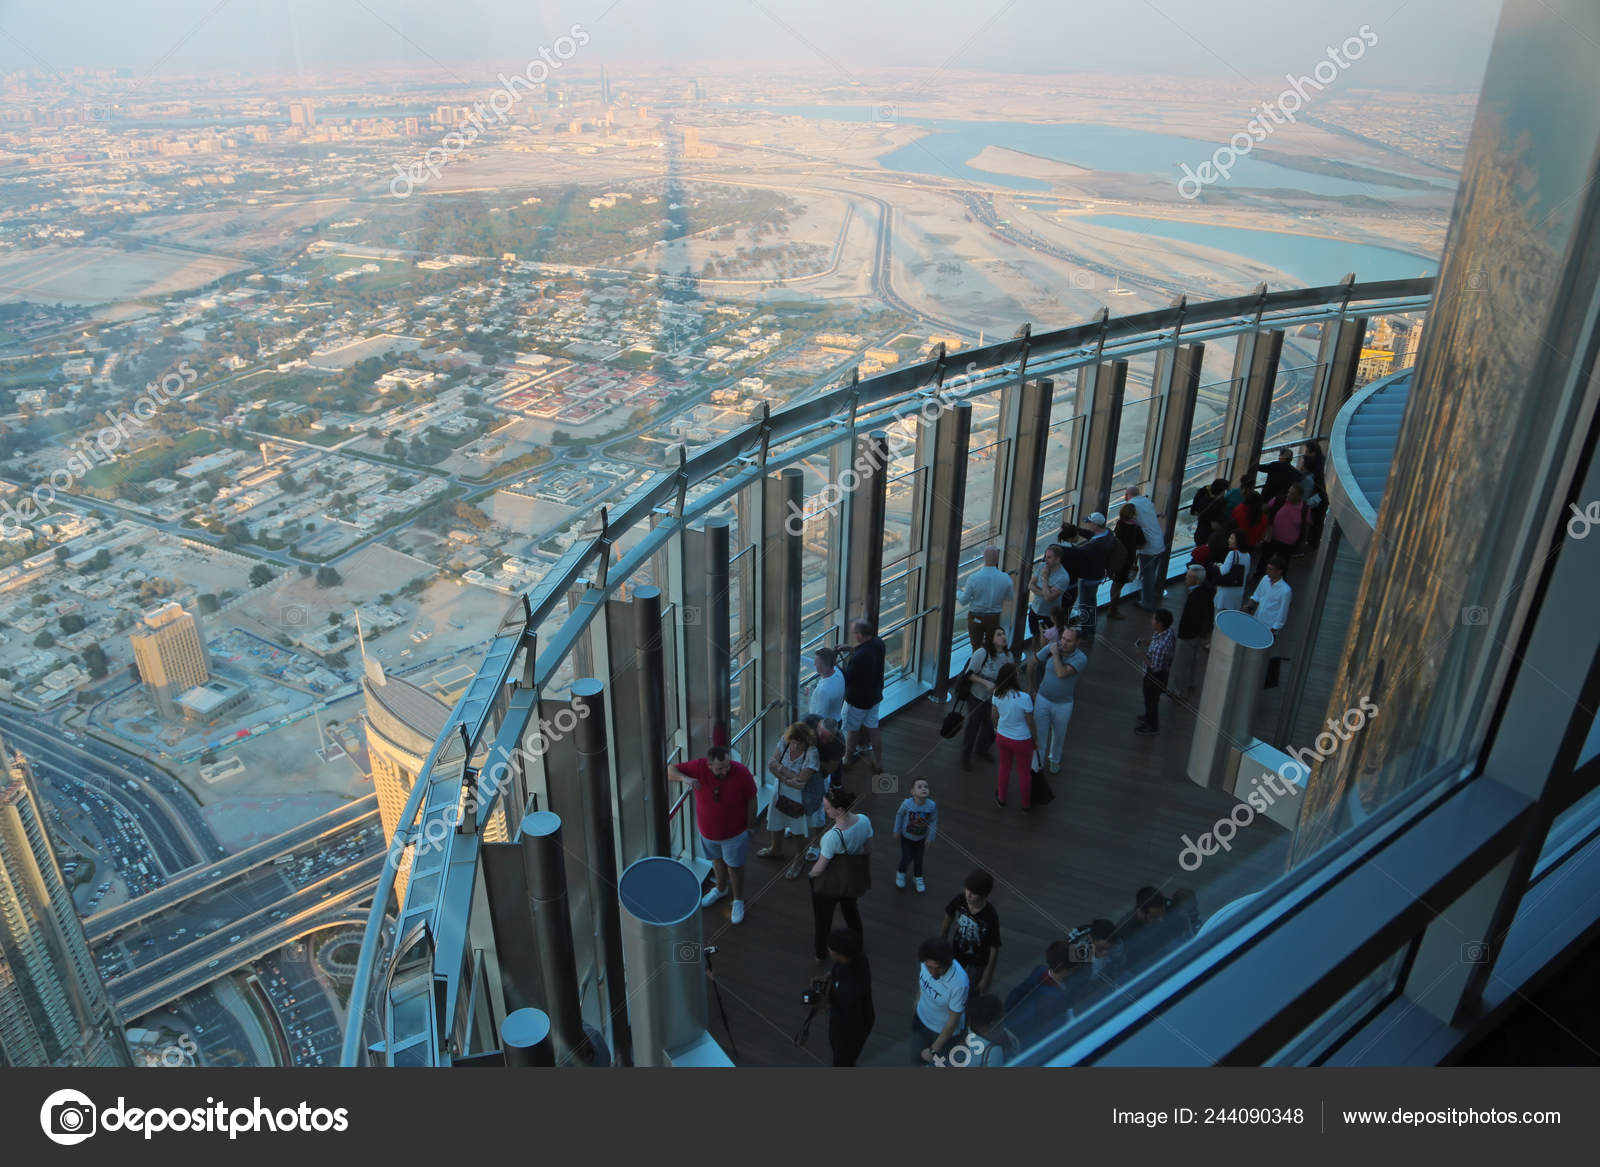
[81,643,109,679]
[327,612,343,626]
[198,593,219,615]
[248,564,274,588]
[315,566,342,588]
[53,545,69,563]
[298,564,312,577]
[33,631,54,648]
[199,748,217,766]
[326,651,348,669]
[59,613,86,634]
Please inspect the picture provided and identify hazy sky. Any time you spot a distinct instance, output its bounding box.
[0,0,1503,91]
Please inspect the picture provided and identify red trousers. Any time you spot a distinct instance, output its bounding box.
[995,733,1034,808]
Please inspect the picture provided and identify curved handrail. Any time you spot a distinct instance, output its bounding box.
[341,276,1436,1065]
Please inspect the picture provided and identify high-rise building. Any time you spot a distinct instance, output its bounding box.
[600,65,610,106]
[129,602,210,719]
[0,736,130,1066]
[360,652,449,906]
[404,116,420,137]
[289,100,315,127]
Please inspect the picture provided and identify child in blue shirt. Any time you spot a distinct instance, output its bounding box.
[894,779,939,893]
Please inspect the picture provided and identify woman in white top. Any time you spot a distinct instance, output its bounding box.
[760,722,819,877]
[989,662,1038,811]
[959,626,1018,770]
[808,787,873,973]
[1213,529,1252,612]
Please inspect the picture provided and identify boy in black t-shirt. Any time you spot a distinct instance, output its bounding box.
[941,869,1003,995]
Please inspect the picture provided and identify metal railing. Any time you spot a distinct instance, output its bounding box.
[342,276,1435,1067]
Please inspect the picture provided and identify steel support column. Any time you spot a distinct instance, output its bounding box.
[521,811,586,1063]
[570,678,631,1065]
[1308,317,1369,440]
[631,585,672,857]
[681,516,732,757]
[1077,360,1128,519]
[617,856,709,1066]
[919,401,971,698]
[1224,329,1285,489]
[501,1008,553,1067]
[761,469,804,735]
[1001,379,1056,649]
[1188,610,1276,790]
[1150,344,1205,557]
[843,431,890,633]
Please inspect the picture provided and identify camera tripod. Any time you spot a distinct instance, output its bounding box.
[703,945,738,1059]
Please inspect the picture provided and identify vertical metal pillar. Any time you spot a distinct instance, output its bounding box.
[681,516,732,758]
[704,517,732,749]
[1000,379,1056,649]
[520,811,586,1064]
[501,1008,553,1067]
[1269,524,1347,749]
[1187,610,1277,790]
[843,431,889,633]
[570,678,631,1065]
[1224,329,1285,488]
[632,585,671,857]
[1308,317,1369,440]
[617,856,710,1066]
[1077,359,1128,518]
[762,469,804,736]
[1150,344,1205,559]
[919,401,971,698]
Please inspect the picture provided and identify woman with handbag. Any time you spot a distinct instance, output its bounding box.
[959,626,1017,772]
[808,787,873,975]
[1214,529,1252,612]
[760,722,819,878]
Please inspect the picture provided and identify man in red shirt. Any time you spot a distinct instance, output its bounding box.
[668,746,758,925]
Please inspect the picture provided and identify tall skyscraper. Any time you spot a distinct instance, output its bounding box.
[360,644,450,905]
[289,100,315,127]
[0,736,130,1066]
[600,65,610,106]
[129,602,210,719]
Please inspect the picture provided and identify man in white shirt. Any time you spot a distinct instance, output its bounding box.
[913,937,970,1065]
[809,647,845,723]
[1124,486,1166,610]
[958,546,1013,650]
[1245,556,1293,689]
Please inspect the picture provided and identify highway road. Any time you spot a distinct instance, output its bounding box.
[86,794,378,942]
[103,852,381,1018]
[0,703,217,875]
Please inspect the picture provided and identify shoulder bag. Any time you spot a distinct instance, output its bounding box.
[814,824,872,898]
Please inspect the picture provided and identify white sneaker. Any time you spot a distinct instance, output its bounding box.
[1049,761,1061,775]
[701,886,727,909]
[730,899,745,925]
[914,877,926,894]
[895,870,906,889]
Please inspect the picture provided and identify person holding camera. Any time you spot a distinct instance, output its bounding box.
[1027,543,1071,644]
[957,624,1017,772]
[823,927,875,1067]
[807,787,873,976]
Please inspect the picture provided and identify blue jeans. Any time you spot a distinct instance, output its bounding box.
[1075,578,1101,640]
[1137,552,1165,609]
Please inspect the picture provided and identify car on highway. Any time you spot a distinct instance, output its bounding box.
[207,960,219,968]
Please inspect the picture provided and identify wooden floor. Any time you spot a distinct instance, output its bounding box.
[698,584,1294,1067]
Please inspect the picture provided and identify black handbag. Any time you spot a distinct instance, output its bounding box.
[814,826,872,898]
[940,707,966,739]
[1031,771,1056,805]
